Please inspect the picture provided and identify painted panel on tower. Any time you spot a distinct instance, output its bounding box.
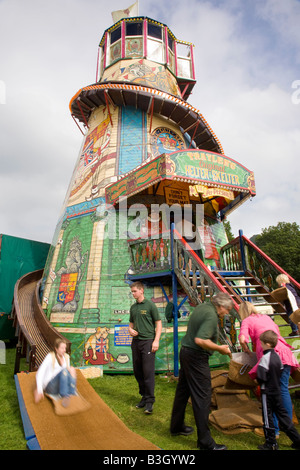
[118,106,146,175]
[101,58,181,97]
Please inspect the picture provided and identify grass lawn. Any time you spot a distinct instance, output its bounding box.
[90,373,300,451]
[1,338,300,451]
[0,342,28,450]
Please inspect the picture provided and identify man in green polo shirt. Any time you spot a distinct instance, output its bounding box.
[170,292,233,450]
[129,281,162,414]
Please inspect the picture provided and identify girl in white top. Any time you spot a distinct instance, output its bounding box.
[34,339,76,408]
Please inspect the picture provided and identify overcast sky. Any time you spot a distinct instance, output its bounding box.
[0,0,299,244]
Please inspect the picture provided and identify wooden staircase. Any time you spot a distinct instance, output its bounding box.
[127,228,300,384]
[212,270,288,322]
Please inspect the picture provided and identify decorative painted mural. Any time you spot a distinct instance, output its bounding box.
[52,237,88,313]
[68,107,115,206]
[40,101,237,373]
[150,127,185,158]
[101,58,181,97]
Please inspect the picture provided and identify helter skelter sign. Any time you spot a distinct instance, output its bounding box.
[173,150,256,194]
[105,149,256,205]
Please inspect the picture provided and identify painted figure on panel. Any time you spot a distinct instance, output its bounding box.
[52,237,88,313]
[84,326,110,362]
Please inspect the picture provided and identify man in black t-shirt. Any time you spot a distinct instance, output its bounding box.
[129,281,162,414]
[170,292,233,450]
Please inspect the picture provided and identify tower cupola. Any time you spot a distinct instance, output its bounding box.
[97,17,196,100]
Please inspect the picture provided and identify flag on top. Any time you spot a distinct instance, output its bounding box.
[111,1,139,23]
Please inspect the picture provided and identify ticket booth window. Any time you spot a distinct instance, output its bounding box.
[176,42,193,79]
[147,23,164,63]
[109,26,122,63]
[168,34,175,74]
[125,20,144,58]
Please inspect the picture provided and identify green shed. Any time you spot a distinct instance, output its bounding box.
[0,234,50,340]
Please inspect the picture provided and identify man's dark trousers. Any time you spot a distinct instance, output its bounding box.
[131,338,156,404]
[170,346,216,449]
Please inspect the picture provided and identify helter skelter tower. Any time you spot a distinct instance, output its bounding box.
[40,10,256,373]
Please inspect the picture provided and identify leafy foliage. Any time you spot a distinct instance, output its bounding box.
[254,222,300,282]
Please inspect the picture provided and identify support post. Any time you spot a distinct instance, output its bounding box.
[104,91,113,127]
[171,223,179,377]
[239,229,251,301]
[238,229,247,272]
[149,98,154,133]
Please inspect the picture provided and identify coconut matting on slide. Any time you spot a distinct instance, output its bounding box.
[16,370,159,450]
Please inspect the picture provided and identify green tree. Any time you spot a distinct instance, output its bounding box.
[223,220,235,242]
[254,222,300,282]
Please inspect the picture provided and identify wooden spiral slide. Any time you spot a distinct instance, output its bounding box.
[13,270,158,450]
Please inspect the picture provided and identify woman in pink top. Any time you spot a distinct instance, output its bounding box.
[239,301,299,436]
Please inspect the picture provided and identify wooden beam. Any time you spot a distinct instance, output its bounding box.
[104,91,113,127]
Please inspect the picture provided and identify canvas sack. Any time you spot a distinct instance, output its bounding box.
[290,308,300,325]
[228,351,257,387]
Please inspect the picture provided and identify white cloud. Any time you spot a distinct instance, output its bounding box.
[257,0,300,56]
[0,0,299,243]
